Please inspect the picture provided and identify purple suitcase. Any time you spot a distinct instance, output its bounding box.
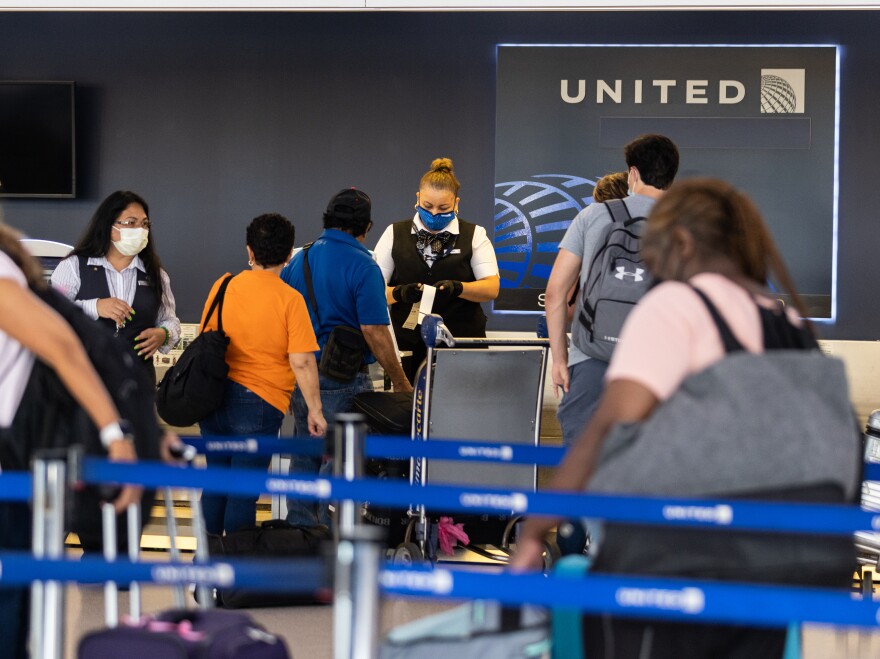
[77,492,291,659]
[78,608,290,659]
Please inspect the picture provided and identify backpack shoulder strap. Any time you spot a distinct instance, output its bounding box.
[603,198,631,224]
[300,242,320,325]
[690,286,745,354]
[202,274,234,333]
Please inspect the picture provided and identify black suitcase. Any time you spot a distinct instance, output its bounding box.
[352,390,413,547]
[206,520,333,608]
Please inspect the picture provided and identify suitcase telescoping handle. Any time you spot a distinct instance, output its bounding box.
[99,488,214,627]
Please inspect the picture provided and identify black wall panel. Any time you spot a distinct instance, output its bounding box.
[1,10,878,339]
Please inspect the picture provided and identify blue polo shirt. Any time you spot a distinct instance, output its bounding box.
[280,228,390,363]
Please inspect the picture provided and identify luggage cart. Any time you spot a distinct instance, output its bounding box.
[386,315,552,566]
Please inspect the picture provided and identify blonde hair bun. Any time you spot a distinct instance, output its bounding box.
[430,157,454,173]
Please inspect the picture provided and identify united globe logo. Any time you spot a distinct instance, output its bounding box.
[760,69,805,114]
[493,174,595,290]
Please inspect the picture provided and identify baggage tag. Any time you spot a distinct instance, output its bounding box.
[402,285,436,330]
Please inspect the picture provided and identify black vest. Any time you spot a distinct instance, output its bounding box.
[77,256,160,377]
[388,220,487,347]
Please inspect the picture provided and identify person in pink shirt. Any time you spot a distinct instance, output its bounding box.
[512,178,825,658]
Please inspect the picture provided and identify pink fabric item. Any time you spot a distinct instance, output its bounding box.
[606,273,803,402]
[437,516,470,555]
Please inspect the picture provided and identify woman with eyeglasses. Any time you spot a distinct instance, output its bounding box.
[51,190,181,384]
[373,157,500,382]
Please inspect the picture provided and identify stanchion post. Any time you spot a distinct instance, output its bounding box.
[333,413,367,540]
[29,458,47,659]
[163,487,186,608]
[333,524,385,659]
[29,456,67,659]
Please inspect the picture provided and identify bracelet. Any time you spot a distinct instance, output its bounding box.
[161,326,170,346]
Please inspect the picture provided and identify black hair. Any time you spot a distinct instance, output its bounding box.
[624,134,680,190]
[247,213,295,267]
[71,190,165,304]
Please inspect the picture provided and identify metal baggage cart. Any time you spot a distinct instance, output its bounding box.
[390,315,551,565]
[856,410,880,593]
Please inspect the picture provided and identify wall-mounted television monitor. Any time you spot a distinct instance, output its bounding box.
[0,81,76,198]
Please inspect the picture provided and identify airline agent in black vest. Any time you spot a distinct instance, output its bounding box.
[373,158,500,383]
[51,191,181,386]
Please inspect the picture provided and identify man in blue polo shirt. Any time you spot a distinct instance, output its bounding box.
[281,187,412,527]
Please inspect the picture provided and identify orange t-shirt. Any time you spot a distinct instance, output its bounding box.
[200,270,318,413]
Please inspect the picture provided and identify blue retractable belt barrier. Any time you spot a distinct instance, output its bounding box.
[0,551,328,592]
[3,549,878,630]
[0,472,32,502]
[182,434,566,466]
[181,435,880,481]
[379,565,880,630]
[183,434,880,476]
[82,459,880,536]
[365,435,566,466]
[183,435,324,457]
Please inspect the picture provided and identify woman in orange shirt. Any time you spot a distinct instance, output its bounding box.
[199,213,326,536]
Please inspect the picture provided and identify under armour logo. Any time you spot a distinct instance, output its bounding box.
[614,266,645,282]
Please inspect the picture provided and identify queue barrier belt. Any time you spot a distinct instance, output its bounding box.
[82,458,880,537]
[184,434,568,466]
[379,565,880,630]
[184,435,880,478]
[0,550,327,593]
[1,551,877,630]
[0,472,32,502]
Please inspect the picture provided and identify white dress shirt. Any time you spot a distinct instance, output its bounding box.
[373,214,499,284]
[51,255,181,353]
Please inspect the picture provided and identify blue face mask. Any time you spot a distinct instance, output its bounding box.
[417,205,456,232]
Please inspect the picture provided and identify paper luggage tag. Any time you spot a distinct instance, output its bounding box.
[402,284,436,329]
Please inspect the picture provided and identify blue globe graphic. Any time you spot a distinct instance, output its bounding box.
[760,75,797,114]
[494,174,597,289]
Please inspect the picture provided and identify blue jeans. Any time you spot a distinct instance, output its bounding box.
[286,371,374,527]
[555,358,608,555]
[200,380,284,536]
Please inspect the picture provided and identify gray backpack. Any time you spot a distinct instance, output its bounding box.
[573,199,651,361]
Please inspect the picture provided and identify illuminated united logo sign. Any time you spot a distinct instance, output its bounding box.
[760,69,805,113]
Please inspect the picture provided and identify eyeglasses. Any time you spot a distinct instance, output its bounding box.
[114,218,151,229]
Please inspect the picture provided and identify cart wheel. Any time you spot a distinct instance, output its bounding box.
[500,515,524,550]
[863,568,874,596]
[392,542,423,566]
[542,540,562,570]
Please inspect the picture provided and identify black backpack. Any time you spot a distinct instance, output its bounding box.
[572,199,651,361]
[156,275,233,427]
[0,285,161,470]
[0,285,161,551]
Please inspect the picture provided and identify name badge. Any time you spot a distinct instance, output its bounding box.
[138,279,150,286]
[449,249,461,254]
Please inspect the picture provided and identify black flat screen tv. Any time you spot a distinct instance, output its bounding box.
[0,81,76,198]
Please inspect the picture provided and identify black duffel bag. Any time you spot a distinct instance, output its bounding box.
[156,275,233,427]
[207,520,333,608]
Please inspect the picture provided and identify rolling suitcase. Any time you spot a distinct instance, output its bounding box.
[77,492,291,659]
[206,519,333,608]
[352,390,413,547]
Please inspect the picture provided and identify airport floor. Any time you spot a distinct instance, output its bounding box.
[59,543,880,659]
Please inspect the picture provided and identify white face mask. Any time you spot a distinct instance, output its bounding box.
[112,227,149,256]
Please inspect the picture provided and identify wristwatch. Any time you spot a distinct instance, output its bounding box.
[99,419,134,449]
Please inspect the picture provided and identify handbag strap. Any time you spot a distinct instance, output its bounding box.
[201,274,234,333]
[691,283,817,354]
[690,286,745,354]
[301,243,321,325]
